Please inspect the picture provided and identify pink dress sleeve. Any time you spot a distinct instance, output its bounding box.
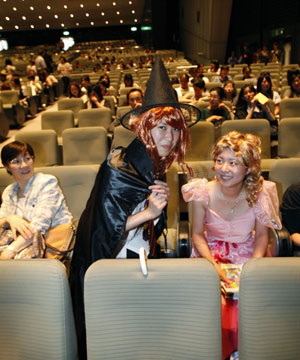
[254,180,282,230]
[181,178,209,204]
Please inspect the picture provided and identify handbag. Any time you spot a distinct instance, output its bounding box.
[43,220,77,262]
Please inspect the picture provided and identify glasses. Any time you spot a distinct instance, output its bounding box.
[9,155,33,166]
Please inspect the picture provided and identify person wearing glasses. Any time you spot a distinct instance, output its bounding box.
[0,141,72,259]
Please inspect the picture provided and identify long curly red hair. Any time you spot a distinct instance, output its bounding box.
[132,106,192,177]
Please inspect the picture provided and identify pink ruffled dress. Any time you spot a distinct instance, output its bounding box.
[181,178,282,359]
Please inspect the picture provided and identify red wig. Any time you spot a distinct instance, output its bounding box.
[132,106,192,177]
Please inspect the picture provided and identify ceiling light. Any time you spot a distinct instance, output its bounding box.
[15,25,19,29]
[5,17,10,21]
[46,24,50,28]
[64,5,68,9]
[22,16,26,20]
[96,3,100,6]
[90,21,94,25]
[61,23,65,27]
[76,22,80,26]
[134,19,138,22]
[54,14,58,18]
[129,1,132,4]
[80,4,84,8]
[116,11,120,15]
[120,19,123,23]
[30,6,34,10]
[105,20,109,24]
[132,10,135,14]
[63,30,69,35]
[12,7,17,11]
[101,12,105,16]
[85,13,89,17]
[0,26,3,30]
[30,24,35,28]
[70,14,74,18]
[47,5,51,10]
[113,2,116,5]
[38,15,43,19]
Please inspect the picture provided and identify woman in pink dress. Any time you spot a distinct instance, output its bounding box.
[182,131,281,360]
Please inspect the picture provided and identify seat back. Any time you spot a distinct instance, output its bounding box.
[103,95,116,115]
[57,98,84,119]
[111,125,137,149]
[221,119,271,158]
[278,118,300,158]
[0,90,19,106]
[85,259,221,360]
[62,126,108,166]
[239,258,300,360]
[0,259,77,360]
[15,130,60,166]
[41,110,74,137]
[268,158,300,202]
[78,108,112,130]
[185,122,215,161]
[37,165,98,220]
[279,98,300,118]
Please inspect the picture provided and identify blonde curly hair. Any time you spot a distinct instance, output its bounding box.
[211,131,263,207]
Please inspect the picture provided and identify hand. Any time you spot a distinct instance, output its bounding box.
[206,115,223,123]
[6,215,34,241]
[147,180,170,219]
[90,95,99,103]
[148,180,170,201]
[0,247,16,259]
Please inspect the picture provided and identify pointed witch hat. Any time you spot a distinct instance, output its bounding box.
[120,55,201,129]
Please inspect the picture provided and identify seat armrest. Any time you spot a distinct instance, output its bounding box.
[176,220,191,258]
[268,226,293,257]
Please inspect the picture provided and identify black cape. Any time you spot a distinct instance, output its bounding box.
[69,138,167,359]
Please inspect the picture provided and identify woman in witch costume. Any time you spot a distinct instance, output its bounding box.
[69,56,201,359]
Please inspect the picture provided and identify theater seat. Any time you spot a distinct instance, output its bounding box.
[239,258,300,360]
[185,122,215,161]
[85,258,222,360]
[15,130,60,166]
[78,108,112,131]
[0,259,77,360]
[62,127,108,166]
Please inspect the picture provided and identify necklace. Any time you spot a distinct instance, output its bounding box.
[219,189,245,214]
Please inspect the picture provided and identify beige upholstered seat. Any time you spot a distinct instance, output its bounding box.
[0,259,77,360]
[15,130,60,166]
[62,126,108,166]
[278,118,300,158]
[37,165,98,220]
[185,122,215,161]
[78,108,112,131]
[279,98,300,118]
[103,95,116,115]
[85,258,222,360]
[57,98,84,120]
[268,158,300,202]
[111,125,137,149]
[239,258,300,360]
[41,110,74,137]
[0,90,26,126]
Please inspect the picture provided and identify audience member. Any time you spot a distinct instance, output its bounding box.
[175,73,193,100]
[235,84,275,122]
[256,72,281,116]
[259,45,269,65]
[87,84,110,109]
[208,60,220,74]
[212,65,232,84]
[223,80,238,109]
[181,131,281,359]
[119,73,139,90]
[0,141,73,259]
[35,49,47,72]
[270,42,282,63]
[283,70,300,98]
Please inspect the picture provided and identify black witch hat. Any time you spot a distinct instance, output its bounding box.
[120,55,201,129]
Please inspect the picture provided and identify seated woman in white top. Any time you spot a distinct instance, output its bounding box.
[0,141,73,259]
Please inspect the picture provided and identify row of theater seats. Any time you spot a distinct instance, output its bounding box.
[19,116,300,171]
[1,157,299,256]
[1,257,299,360]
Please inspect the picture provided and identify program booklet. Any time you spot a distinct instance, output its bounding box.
[220,264,243,299]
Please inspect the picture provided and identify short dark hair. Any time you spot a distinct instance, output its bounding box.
[192,78,206,89]
[126,88,143,104]
[209,86,225,100]
[220,65,229,71]
[81,75,90,83]
[1,141,34,168]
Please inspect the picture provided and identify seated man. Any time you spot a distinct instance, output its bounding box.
[175,73,193,100]
[212,65,232,84]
